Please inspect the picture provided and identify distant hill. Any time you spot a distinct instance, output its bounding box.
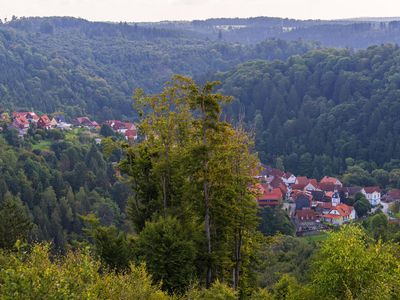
[0,17,316,119]
[214,44,400,175]
[139,16,400,48]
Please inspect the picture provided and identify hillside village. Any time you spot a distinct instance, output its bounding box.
[0,111,137,142]
[3,110,399,236]
[255,165,400,234]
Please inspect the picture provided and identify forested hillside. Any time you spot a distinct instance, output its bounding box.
[0,17,315,119]
[143,16,400,48]
[217,44,400,176]
[0,127,130,250]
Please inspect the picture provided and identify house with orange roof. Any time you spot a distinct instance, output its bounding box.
[255,183,283,208]
[322,203,356,225]
[320,176,343,187]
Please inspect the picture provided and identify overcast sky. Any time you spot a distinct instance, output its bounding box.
[0,0,398,22]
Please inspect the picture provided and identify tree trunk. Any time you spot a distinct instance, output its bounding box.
[233,227,243,290]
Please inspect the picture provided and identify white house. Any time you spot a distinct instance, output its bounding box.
[282,172,297,186]
[363,187,381,206]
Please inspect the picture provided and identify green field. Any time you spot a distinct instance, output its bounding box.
[303,232,329,243]
[31,140,52,151]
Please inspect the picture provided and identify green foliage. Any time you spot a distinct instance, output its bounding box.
[0,244,169,299]
[0,17,314,120]
[0,192,33,249]
[258,206,295,236]
[82,214,135,271]
[217,44,400,176]
[353,193,371,218]
[186,281,237,300]
[363,212,389,241]
[135,217,197,294]
[255,236,315,289]
[309,225,400,299]
[0,128,129,250]
[120,76,260,294]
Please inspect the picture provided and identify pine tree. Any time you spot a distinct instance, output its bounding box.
[0,192,33,249]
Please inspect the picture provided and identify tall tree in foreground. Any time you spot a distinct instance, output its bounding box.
[120,75,260,293]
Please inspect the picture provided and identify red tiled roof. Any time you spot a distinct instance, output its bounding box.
[324,214,342,219]
[292,183,306,191]
[296,176,309,185]
[40,115,51,123]
[364,186,381,193]
[320,176,341,185]
[295,208,317,221]
[328,203,354,218]
[308,179,318,188]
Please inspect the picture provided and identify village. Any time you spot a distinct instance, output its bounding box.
[255,164,400,235]
[0,110,138,142]
[3,110,400,236]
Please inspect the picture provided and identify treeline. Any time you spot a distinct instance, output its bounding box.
[216,44,400,179]
[144,16,400,48]
[0,17,315,120]
[0,126,131,250]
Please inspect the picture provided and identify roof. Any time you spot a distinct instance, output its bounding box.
[292,183,307,191]
[340,186,363,196]
[384,189,400,202]
[329,203,354,217]
[256,184,283,201]
[311,190,325,201]
[295,208,317,221]
[283,172,294,179]
[364,186,381,194]
[296,176,309,185]
[318,182,336,192]
[39,115,51,126]
[320,176,342,185]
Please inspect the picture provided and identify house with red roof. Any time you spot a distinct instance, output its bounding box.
[255,183,283,208]
[320,176,343,187]
[105,120,136,134]
[294,208,320,231]
[305,179,318,191]
[125,129,138,142]
[74,117,100,129]
[38,115,52,130]
[382,189,400,203]
[363,187,381,206]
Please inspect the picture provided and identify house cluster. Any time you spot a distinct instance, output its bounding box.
[104,120,137,142]
[255,165,392,233]
[8,112,72,136]
[3,111,137,141]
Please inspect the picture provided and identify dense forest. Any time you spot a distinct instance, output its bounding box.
[1,78,400,299]
[0,124,130,250]
[0,17,315,119]
[143,16,400,47]
[216,44,400,179]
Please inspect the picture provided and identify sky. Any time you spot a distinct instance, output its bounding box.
[0,0,398,22]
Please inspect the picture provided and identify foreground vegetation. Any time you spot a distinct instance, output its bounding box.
[1,225,400,299]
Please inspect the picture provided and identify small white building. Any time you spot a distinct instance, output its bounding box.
[363,187,381,206]
[282,172,297,186]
